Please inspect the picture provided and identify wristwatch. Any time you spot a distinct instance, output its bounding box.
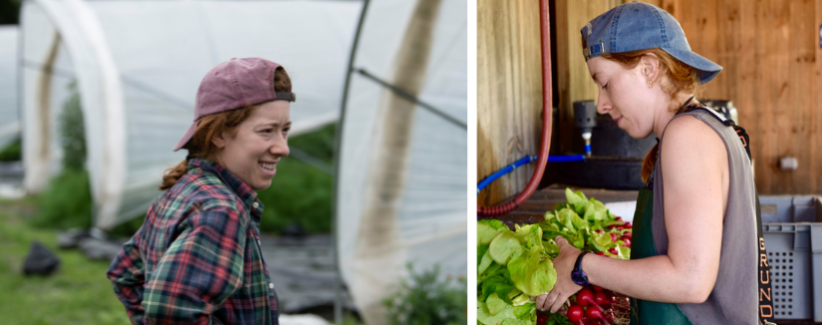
[571,251,593,286]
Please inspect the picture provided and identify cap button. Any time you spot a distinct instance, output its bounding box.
[252,202,260,209]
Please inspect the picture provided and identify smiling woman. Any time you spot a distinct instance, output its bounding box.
[107,58,294,324]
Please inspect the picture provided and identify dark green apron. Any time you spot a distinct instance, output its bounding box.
[626,102,774,324]
[628,188,692,325]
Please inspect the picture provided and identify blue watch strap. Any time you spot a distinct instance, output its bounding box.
[572,251,593,286]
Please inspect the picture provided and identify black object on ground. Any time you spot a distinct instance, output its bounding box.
[57,228,90,249]
[23,240,61,276]
[282,222,307,239]
[79,237,125,261]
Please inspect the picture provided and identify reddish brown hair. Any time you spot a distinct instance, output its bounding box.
[159,66,292,190]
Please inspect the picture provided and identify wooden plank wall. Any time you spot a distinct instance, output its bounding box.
[477,0,543,206]
[479,0,822,201]
[632,0,822,194]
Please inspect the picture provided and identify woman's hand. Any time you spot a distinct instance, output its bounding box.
[533,236,583,313]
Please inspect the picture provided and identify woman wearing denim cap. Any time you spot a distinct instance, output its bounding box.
[533,3,774,325]
[107,58,294,324]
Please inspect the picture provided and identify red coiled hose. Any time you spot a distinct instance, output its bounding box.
[478,0,552,216]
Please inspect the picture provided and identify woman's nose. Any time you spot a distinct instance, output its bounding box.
[596,90,610,114]
[270,136,290,157]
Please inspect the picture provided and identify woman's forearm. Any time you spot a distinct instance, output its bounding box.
[583,253,711,304]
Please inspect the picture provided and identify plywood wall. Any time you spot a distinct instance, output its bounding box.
[633,0,822,194]
[477,0,543,206]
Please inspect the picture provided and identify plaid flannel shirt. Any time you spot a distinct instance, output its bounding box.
[107,158,279,324]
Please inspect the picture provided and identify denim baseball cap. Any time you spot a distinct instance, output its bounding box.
[174,58,296,151]
[581,2,722,84]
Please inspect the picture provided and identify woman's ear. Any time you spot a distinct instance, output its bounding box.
[639,53,661,86]
[211,131,228,149]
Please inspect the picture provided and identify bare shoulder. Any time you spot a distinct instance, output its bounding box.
[659,115,726,164]
[658,114,729,211]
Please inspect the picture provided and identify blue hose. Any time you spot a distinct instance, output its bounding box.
[477,154,586,194]
[547,154,586,162]
[477,155,537,194]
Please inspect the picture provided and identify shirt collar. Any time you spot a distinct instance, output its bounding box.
[188,158,264,224]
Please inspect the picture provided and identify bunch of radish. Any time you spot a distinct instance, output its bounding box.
[478,188,635,325]
[553,219,632,325]
[558,286,630,325]
[593,217,632,254]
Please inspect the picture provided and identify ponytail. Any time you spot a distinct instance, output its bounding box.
[641,143,659,185]
[159,159,190,190]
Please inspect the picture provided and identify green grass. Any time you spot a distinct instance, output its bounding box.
[0,198,133,325]
[28,168,93,230]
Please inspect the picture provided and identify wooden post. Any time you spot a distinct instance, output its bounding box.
[477,0,542,206]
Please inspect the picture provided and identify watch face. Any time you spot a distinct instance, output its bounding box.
[571,269,588,286]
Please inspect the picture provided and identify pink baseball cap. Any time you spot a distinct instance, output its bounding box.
[173,57,296,151]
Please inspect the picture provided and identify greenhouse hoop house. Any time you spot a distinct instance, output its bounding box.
[19,0,361,229]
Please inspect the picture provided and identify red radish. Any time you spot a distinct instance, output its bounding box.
[621,232,632,239]
[592,285,604,292]
[537,313,548,325]
[583,316,601,325]
[576,288,595,307]
[610,233,618,242]
[594,251,605,256]
[594,291,610,307]
[586,307,604,322]
[567,305,584,323]
[595,229,604,234]
[622,238,631,248]
[623,222,632,228]
[615,217,623,222]
[608,247,618,255]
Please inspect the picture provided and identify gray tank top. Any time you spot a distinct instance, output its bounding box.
[651,108,760,324]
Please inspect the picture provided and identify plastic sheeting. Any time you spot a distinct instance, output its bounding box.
[19,0,362,229]
[336,0,467,324]
[0,26,18,150]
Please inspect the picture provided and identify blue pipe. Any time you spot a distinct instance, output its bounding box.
[547,154,586,163]
[477,154,586,194]
[477,155,537,194]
